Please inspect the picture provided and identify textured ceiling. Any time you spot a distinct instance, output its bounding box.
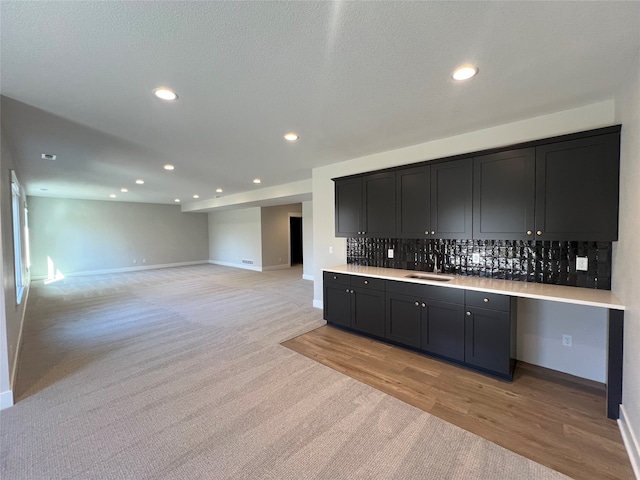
[1,1,639,207]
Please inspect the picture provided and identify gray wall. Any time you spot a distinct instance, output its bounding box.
[613,50,640,465]
[28,197,209,278]
[0,126,29,406]
[208,208,262,269]
[261,203,302,269]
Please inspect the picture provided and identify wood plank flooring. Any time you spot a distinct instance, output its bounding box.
[282,325,633,480]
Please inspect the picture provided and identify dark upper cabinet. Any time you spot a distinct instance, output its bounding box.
[535,132,620,241]
[334,172,395,237]
[335,177,362,237]
[363,172,396,237]
[473,148,536,240]
[396,166,430,238]
[430,158,473,239]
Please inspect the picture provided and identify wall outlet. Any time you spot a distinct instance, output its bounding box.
[142,259,146,264]
[576,257,588,271]
[329,246,333,254]
[388,248,394,259]
[472,253,480,264]
[562,334,573,347]
[133,259,137,264]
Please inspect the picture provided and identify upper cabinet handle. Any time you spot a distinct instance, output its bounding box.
[431,230,435,235]
[536,230,543,236]
[526,230,533,235]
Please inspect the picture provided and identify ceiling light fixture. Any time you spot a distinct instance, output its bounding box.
[215,188,223,193]
[284,132,299,141]
[452,65,478,81]
[253,178,261,184]
[120,188,128,193]
[174,198,180,203]
[164,164,175,171]
[41,153,57,160]
[110,194,117,198]
[193,194,199,199]
[135,179,145,185]
[154,88,178,101]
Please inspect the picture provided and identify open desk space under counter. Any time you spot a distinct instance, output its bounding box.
[322,264,624,419]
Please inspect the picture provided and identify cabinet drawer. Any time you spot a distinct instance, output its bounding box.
[350,275,385,291]
[465,291,511,312]
[323,271,351,286]
[385,280,463,304]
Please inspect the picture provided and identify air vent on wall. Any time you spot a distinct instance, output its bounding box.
[241,259,254,265]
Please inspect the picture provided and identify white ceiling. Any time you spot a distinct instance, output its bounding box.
[1,1,639,208]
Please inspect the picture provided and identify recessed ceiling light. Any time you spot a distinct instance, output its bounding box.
[41,153,56,160]
[452,65,478,81]
[164,164,175,171]
[110,194,117,198]
[154,88,178,101]
[193,194,199,199]
[216,188,223,193]
[174,198,180,203]
[253,178,261,184]
[284,132,299,141]
[120,188,128,193]
[135,179,145,185]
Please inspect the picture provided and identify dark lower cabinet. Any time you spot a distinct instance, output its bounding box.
[422,301,465,362]
[386,292,422,348]
[324,272,517,380]
[352,286,385,337]
[323,272,385,337]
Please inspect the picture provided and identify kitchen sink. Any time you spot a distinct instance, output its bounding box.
[404,273,454,282]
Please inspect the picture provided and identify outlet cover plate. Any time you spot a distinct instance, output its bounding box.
[472,253,480,264]
[576,257,588,271]
[388,249,394,259]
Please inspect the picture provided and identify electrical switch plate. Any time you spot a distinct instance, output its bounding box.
[562,334,573,347]
[472,253,480,264]
[329,246,333,254]
[576,257,588,271]
[388,249,394,259]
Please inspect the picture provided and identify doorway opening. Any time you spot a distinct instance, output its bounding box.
[289,216,303,266]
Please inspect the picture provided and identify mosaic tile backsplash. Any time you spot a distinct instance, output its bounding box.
[347,238,612,290]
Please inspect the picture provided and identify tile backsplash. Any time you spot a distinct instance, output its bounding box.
[347,238,612,290]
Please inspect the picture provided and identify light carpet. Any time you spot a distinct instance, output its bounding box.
[1,264,569,479]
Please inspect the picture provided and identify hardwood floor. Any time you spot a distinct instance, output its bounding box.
[282,325,633,480]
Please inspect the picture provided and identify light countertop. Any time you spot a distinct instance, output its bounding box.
[323,265,624,311]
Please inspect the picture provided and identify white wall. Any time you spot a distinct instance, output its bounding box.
[28,197,209,278]
[302,200,314,280]
[0,126,30,408]
[209,207,262,270]
[260,203,302,270]
[311,100,617,378]
[613,49,640,473]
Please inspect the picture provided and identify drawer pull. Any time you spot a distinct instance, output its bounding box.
[483,298,489,303]
[364,280,369,285]
[466,311,471,316]
[333,275,337,280]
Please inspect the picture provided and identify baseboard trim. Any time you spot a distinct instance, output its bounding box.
[313,299,323,309]
[302,274,314,281]
[262,264,290,271]
[0,389,13,410]
[619,404,640,478]
[31,261,210,280]
[209,260,262,272]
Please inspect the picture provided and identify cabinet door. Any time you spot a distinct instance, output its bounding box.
[323,284,352,328]
[464,307,511,376]
[385,292,421,348]
[431,158,473,239]
[352,287,385,337]
[396,166,430,238]
[535,132,620,241]
[335,177,362,237]
[473,148,535,240]
[362,172,396,237]
[421,300,465,361]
